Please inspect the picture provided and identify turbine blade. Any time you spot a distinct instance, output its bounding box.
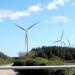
[27,21,40,30]
[15,24,26,31]
[67,39,71,46]
[62,41,66,46]
[53,40,61,43]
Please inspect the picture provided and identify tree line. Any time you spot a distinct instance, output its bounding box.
[27,46,75,61]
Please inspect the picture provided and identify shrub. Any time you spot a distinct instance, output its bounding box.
[49,56,64,65]
[33,57,50,65]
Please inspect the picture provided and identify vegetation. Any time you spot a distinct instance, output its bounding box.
[13,46,75,75]
[18,46,75,61]
[1,46,75,74]
[0,52,13,65]
[30,46,74,60]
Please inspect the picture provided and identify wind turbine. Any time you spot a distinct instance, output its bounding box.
[14,21,40,55]
[67,39,75,48]
[53,31,66,47]
[53,31,66,64]
[67,39,71,47]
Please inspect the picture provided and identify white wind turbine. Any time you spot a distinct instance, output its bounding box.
[53,31,66,47]
[53,31,66,64]
[67,39,71,47]
[67,39,75,48]
[15,21,40,54]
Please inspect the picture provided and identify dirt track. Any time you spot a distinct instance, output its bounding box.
[0,64,20,75]
[0,69,18,75]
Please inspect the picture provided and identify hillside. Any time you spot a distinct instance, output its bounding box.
[0,52,13,65]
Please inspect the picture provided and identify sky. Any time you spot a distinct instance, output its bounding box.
[0,0,75,57]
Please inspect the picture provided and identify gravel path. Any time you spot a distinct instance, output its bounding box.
[0,69,18,75]
[0,64,20,75]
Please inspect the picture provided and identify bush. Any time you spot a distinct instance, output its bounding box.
[0,57,13,65]
[33,57,50,65]
[13,57,65,75]
[13,58,50,75]
[49,56,64,65]
[13,57,49,66]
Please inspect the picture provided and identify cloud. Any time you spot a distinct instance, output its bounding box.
[47,0,70,10]
[9,11,30,20]
[0,1,70,22]
[0,9,30,21]
[28,4,43,12]
[0,4,43,22]
[52,16,69,23]
[0,10,11,19]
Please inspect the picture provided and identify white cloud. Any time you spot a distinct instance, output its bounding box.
[0,10,11,19]
[52,16,69,23]
[9,11,30,20]
[0,9,30,21]
[47,0,70,10]
[0,4,43,22]
[28,4,43,12]
[0,1,71,22]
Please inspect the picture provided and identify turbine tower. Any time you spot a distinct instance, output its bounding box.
[15,21,40,55]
